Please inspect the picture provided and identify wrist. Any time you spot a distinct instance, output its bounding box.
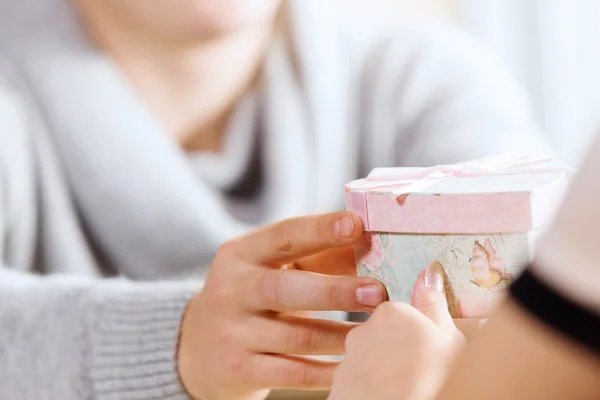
[177,294,201,399]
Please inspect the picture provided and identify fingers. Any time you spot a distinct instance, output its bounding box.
[411,261,455,331]
[245,354,338,390]
[232,212,364,266]
[246,314,358,355]
[245,269,386,312]
[292,245,357,276]
[411,263,488,339]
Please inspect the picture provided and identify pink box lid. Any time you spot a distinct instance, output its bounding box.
[345,156,571,234]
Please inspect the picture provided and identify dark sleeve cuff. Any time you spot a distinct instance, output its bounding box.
[510,266,600,355]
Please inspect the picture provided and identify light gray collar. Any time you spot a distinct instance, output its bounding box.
[2,0,357,277]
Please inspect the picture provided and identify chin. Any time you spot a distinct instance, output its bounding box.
[183,0,281,37]
[189,15,275,37]
[102,0,282,42]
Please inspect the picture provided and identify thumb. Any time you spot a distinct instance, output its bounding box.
[411,261,454,330]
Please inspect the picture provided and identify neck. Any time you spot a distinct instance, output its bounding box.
[74,2,274,152]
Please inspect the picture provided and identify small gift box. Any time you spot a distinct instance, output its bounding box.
[345,155,570,318]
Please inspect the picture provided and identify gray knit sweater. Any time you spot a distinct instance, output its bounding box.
[0,0,550,399]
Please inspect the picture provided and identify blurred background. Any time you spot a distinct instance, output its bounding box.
[335,0,600,166]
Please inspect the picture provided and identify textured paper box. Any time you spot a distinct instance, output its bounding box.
[345,156,570,317]
[355,231,542,317]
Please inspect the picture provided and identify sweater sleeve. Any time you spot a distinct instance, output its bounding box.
[0,268,200,400]
[360,19,553,168]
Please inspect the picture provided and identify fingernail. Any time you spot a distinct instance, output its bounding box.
[335,216,355,238]
[424,261,445,293]
[356,285,383,307]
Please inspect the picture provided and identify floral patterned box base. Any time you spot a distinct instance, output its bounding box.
[345,156,571,318]
[356,231,537,318]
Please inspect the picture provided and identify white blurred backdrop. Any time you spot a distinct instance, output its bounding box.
[334,0,600,166]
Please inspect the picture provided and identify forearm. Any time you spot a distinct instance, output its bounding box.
[436,288,600,399]
[0,268,201,400]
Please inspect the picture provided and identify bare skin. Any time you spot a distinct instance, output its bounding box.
[330,262,466,400]
[177,212,387,399]
[331,264,600,400]
[436,300,600,400]
[71,4,390,398]
[68,3,518,399]
[437,134,600,399]
[73,0,281,152]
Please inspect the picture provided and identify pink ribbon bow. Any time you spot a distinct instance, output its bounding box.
[365,154,572,204]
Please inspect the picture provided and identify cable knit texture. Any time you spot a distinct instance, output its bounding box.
[0,271,198,399]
